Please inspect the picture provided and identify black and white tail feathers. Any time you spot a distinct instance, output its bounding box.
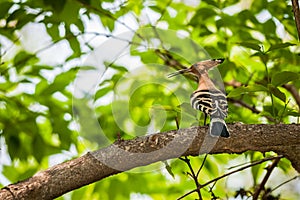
[191,89,230,138]
[209,118,230,138]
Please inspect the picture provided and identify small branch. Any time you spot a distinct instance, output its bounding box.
[283,84,300,110]
[196,154,208,178]
[75,0,144,40]
[179,157,203,200]
[252,156,281,200]
[155,49,187,70]
[268,175,299,193]
[208,182,218,199]
[227,98,276,122]
[291,0,300,40]
[178,155,284,200]
[228,98,260,114]
[154,0,173,26]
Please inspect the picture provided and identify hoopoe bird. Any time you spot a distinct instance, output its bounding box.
[168,58,230,137]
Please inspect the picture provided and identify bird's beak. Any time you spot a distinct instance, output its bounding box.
[202,58,225,71]
[214,58,225,64]
[167,68,192,78]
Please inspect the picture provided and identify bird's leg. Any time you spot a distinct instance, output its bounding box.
[204,113,207,126]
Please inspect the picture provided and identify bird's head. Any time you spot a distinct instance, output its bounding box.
[167,58,224,78]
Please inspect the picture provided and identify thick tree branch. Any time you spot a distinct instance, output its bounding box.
[0,124,299,200]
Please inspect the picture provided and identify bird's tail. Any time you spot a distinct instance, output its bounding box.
[209,118,230,138]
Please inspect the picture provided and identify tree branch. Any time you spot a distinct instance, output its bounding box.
[179,157,203,199]
[252,156,281,200]
[227,97,276,122]
[269,175,299,193]
[291,0,300,40]
[177,155,283,200]
[0,124,299,199]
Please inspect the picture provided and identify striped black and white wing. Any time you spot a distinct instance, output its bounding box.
[190,89,228,118]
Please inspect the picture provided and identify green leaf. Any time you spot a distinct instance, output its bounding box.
[179,102,197,117]
[42,68,79,95]
[99,14,115,32]
[2,165,20,182]
[57,0,81,25]
[75,19,85,32]
[238,42,262,52]
[189,8,217,26]
[17,14,37,29]
[262,105,277,118]
[277,158,292,173]
[249,152,264,185]
[263,19,276,36]
[78,65,97,70]
[202,0,219,7]
[32,134,47,162]
[106,63,128,73]
[163,161,175,179]
[46,24,61,41]
[13,51,36,69]
[66,30,81,58]
[268,84,286,102]
[0,82,18,92]
[0,1,13,18]
[251,52,269,65]
[94,86,112,100]
[227,85,268,97]
[43,0,67,13]
[267,42,295,52]
[285,111,300,117]
[271,71,299,87]
[17,168,38,182]
[35,79,49,96]
[7,8,25,22]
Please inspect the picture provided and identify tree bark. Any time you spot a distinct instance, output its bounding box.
[291,0,300,40]
[0,124,299,200]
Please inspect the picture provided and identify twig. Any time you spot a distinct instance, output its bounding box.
[283,84,300,110]
[291,0,300,40]
[76,0,144,40]
[155,49,198,82]
[155,49,187,70]
[177,155,284,200]
[196,154,208,178]
[227,97,276,122]
[155,0,173,26]
[208,182,218,200]
[228,98,260,114]
[179,157,203,200]
[252,156,281,200]
[268,175,299,193]
[279,99,291,122]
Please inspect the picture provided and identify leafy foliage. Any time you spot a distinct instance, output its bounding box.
[0,0,299,199]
